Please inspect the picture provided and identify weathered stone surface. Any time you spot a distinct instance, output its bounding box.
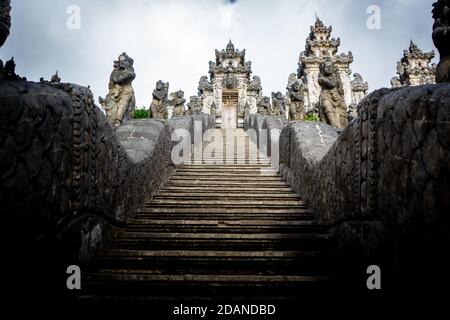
[98,52,136,127]
[318,60,348,128]
[274,84,450,270]
[432,0,450,83]
[0,0,11,48]
[150,80,169,119]
[0,80,190,270]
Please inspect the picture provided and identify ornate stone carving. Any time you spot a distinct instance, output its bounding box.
[51,71,61,83]
[98,53,136,127]
[432,0,450,82]
[286,74,306,121]
[350,73,368,107]
[1,57,20,80]
[222,74,239,89]
[348,73,368,121]
[296,17,358,112]
[0,0,11,48]
[40,71,61,84]
[271,92,286,117]
[391,41,436,87]
[257,96,272,116]
[170,90,186,117]
[318,60,348,128]
[198,75,213,95]
[200,40,263,127]
[186,95,203,115]
[390,76,403,88]
[244,101,250,119]
[248,75,262,93]
[210,101,217,117]
[150,80,169,119]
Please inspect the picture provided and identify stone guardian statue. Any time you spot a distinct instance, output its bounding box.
[99,52,136,127]
[171,91,186,117]
[432,0,450,82]
[150,80,169,119]
[287,76,306,121]
[257,96,272,116]
[318,60,348,128]
[271,92,286,117]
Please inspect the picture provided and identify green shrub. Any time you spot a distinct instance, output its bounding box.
[133,107,150,119]
[304,113,319,122]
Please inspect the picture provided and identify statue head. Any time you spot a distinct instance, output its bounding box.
[156,80,166,90]
[292,80,302,92]
[320,60,335,76]
[353,73,363,83]
[115,52,134,70]
[274,91,283,100]
[177,90,184,98]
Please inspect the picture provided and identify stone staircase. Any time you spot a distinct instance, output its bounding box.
[83,129,346,301]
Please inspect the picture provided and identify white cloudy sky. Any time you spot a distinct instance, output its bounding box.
[1,0,437,107]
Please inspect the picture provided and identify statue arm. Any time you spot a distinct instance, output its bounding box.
[318,76,336,89]
[111,70,136,85]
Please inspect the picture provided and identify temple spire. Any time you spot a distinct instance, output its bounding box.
[226,39,235,53]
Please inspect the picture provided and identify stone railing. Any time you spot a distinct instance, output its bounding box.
[279,84,450,270]
[0,80,213,269]
[247,85,450,273]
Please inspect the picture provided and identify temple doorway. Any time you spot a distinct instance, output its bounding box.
[221,90,238,128]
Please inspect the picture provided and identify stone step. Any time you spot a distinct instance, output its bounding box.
[135,213,314,221]
[125,219,322,233]
[153,192,300,200]
[127,219,319,226]
[176,168,274,173]
[164,180,289,187]
[168,176,284,182]
[84,273,343,294]
[93,249,339,275]
[186,162,273,166]
[179,165,272,169]
[145,198,305,209]
[112,232,333,250]
[172,172,280,178]
[158,186,294,193]
[136,207,313,215]
[81,128,350,300]
[82,274,344,301]
[85,273,342,287]
[187,161,273,165]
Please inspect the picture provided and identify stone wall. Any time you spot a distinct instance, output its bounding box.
[0,80,213,274]
[245,114,288,156]
[277,84,450,276]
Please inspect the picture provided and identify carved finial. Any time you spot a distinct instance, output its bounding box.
[51,70,61,83]
[314,15,324,27]
[226,39,235,53]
